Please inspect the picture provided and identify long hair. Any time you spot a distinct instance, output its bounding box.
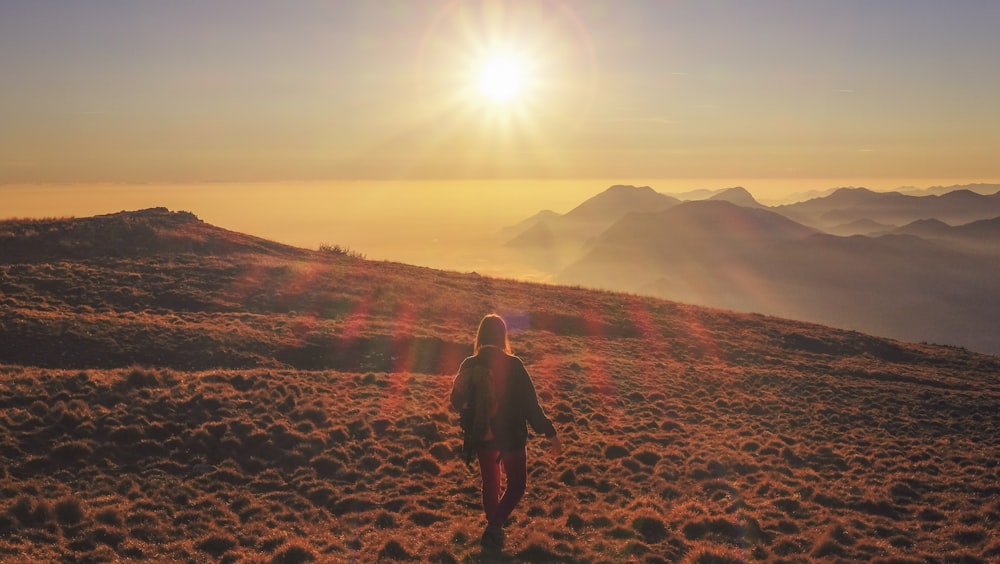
[475,313,511,354]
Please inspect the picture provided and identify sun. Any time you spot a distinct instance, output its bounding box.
[476,54,531,104]
[415,2,597,133]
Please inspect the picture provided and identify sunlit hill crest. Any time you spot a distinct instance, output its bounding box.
[0,207,304,263]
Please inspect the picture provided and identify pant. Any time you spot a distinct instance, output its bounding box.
[477,446,527,527]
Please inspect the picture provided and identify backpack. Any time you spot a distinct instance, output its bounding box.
[460,364,500,463]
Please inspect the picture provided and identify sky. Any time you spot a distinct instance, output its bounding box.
[2,0,1000,187]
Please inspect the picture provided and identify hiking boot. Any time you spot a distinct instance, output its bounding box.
[480,524,505,552]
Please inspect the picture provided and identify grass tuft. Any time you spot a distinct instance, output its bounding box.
[196,534,238,557]
[53,496,86,527]
[270,542,316,564]
[377,539,414,561]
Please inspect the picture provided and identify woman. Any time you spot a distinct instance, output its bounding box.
[450,313,562,552]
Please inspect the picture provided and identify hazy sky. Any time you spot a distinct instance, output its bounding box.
[2,0,999,184]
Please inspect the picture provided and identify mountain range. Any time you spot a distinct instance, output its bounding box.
[507,184,1000,354]
[774,187,1000,231]
[899,182,1000,197]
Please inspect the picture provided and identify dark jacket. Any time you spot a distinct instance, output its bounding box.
[450,345,556,451]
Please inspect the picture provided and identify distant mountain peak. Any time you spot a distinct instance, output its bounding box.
[909,218,950,228]
[708,186,764,208]
[805,187,915,209]
[605,184,655,193]
[826,187,879,200]
[718,186,751,195]
[563,184,680,222]
[936,189,986,202]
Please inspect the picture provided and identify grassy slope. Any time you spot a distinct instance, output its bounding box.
[1,209,998,563]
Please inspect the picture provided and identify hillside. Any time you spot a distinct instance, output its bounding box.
[1,209,998,562]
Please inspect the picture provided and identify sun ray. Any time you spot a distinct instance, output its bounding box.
[394,1,597,177]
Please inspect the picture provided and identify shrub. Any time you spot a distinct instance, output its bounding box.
[377,539,414,561]
[49,440,93,465]
[328,496,374,516]
[28,399,48,417]
[374,512,398,529]
[359,455,382,471]
[9,496,52,528]
[311,455,344,479]
[682,517,744,543]
[812,539,847,558]
[773,497,801,514]
[125,368,160,389]
[196,534,237,557]
[680,542,748,563]
[91,525,125,548]
[405,457,441,476]
[632,515,669,543]
[590,516,614,529]
[952,528,987,545]
[94,507,124,527]
[428,549,458,564]
[660,486,682,500]
[515,537,562,562]
[109,425,144,445]
[917,507,946,522]
[318,243,365,259]
[634,450,661,466]
[777,520,800,534]
[607,526,635,539]
[54,496,86,526]
[605,444,630,459]
[408,511,447,527]
[0,514,14,535]
[270,542,316,564]
[428,443,452,461]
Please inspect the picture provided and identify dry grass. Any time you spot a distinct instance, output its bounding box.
[0,209,998,562]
